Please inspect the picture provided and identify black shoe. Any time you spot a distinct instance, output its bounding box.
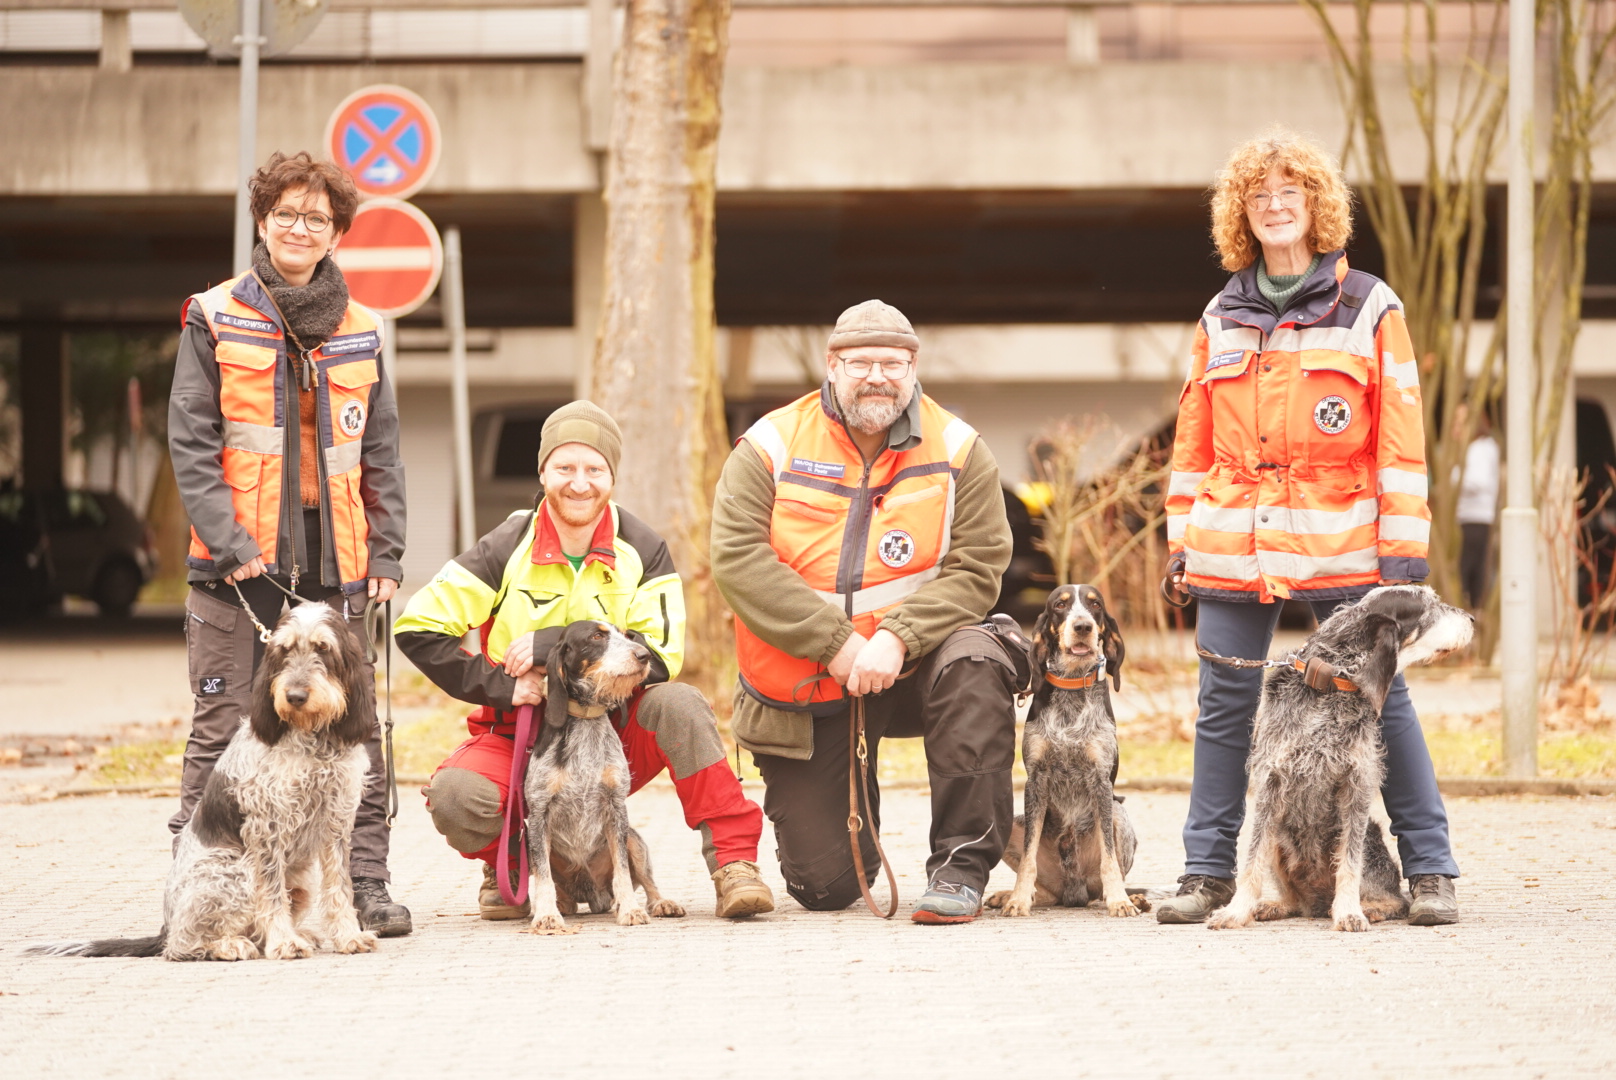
[353,876,413,937]
[1407,874,1459,926]
[1155,874,1236,924]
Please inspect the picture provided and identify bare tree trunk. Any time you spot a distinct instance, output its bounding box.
[586,0,733,700]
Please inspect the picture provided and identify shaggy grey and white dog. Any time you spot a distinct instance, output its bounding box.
[1208,585,1474,933]
[524,621,684,935]
[987,584,1147,919]
[29,603,377,961]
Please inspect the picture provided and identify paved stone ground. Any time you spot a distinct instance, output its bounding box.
[2,783,1614,1078]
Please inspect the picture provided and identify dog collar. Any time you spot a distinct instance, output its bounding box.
[1044,658,1105,690]
[565,701,609,719]
[1292,657,1359,693]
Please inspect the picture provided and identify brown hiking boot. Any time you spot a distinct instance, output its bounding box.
[1154,874,1236,924]
[479,862,531,921]
[712,860,775,918]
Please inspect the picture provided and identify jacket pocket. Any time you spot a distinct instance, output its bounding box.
[216,339,277,371]
[879,486,944,513]
[1300,351,1370,385]
[776,498,840,524]
[1199,350,1254,384]
[222,452,263,493]
[325,358,379,390]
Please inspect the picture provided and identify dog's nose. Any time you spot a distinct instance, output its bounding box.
[1072,620,1094,634]
[631,645,651,663]
[285,687,309,706]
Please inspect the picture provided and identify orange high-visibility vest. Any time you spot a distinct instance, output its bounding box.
[1166,252,1430,602]
[735,390,978,710]
[183,272,383,592]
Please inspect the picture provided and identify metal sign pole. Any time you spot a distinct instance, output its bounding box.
[233,0,262,273]
[1500,0,1538,778]
[444,226,476,552]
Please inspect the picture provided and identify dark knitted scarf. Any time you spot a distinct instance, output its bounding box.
[252,242,349,357]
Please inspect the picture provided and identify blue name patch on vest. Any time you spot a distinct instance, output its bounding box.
[216,313,277,333]
[1207,350,1246,372]
[790,458,847,479]
[323,332,380,355]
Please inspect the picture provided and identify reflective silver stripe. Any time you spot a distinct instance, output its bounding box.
[1383,355,1420,390]
[1167,515,1189,541]
[1169,470,1208,497]
[1256,499,1379,535]
[1204,322,1261,356]
[325,441,362,476]
[222,418,283,455]
[1377,467,1428,498]
[1378,514,1432,543]
[942,417,976,461]
[812,564,941,617]
[1185,550,1259,582]
[1188,502,1253,533]
[1258,546,1379,582]
[744,418,788,473]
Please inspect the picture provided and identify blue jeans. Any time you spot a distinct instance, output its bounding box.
[1182,597,1460,880]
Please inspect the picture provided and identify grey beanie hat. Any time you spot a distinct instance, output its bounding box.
[827,299,920,354]
[537,400,623,478]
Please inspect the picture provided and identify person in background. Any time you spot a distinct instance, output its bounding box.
[1456,406,1500,610]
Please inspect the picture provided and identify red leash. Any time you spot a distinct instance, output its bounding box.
[496,703,539,907]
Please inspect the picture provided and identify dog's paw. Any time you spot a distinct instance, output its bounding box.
[1206,909,1249,930]
[266,936,314,960]
[616,906,650,926]
[1126,891,1152,914]
[1253,901,1294,922]
[208,936,261,961]
[1106,897,1141,918]
[1332,911,1370,933]
[997,893,1034,918]
[647,898,686,918]
[529,914,578,936]
[984,890,1010,910]
[333,931,379,954]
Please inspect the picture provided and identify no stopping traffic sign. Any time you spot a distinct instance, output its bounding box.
[325,85,441,201]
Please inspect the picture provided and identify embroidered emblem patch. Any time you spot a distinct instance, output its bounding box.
[790,457,847,479]
[200,677,226,696]
[1207,350,1246,372]
[877,529,916,568]
[322,331,380,355]
[1314,396,1352,435]
[339,400,366,438]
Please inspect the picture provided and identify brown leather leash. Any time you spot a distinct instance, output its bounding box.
[1195,644,1359,693]
[846,695,899,918]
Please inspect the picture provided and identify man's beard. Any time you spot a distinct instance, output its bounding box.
[835,380,913,436]
[545,485,609,528]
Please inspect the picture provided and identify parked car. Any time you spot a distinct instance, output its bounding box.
[0,485,157,618]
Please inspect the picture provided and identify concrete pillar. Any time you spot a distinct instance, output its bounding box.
[573,192,607,400]
[100,10,133,74]
[18,326,69,491]
[1066,6,1100,65]
[583,0,615,152]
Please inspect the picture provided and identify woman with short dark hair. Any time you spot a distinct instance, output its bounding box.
[166,151,411,935]
[1156,130,1461,927]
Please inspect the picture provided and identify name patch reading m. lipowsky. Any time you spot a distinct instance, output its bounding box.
[790,458,847,479]
[323,331,381,355]
[216,313,277,333]
[1207,350,1247,372]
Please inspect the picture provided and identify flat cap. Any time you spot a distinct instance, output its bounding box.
[826,299,920,354]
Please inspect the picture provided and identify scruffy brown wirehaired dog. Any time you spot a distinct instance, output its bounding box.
[987,585,1148,919]
[29,603,376,960]
[524,621,685,935]
[1209,585,1473,933]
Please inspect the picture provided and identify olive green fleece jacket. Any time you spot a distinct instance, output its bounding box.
[710,386,1013,759]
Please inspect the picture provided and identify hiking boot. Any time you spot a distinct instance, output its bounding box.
[911,881,982,925]
[1155,874,1236,924]
[352,877,412,937]
[479,862,531,921]
[712,860,776,918]
[1408,874,1459,926]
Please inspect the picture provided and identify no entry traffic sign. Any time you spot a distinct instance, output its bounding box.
[325,84,441,200]
[333,199,443,319]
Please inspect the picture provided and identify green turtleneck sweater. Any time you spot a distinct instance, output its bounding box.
[1256,253,1322,315]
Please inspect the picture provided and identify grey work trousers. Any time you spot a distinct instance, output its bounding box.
[754,627,1019,910]
[170,575,392,882]
[1183,596,1460,880]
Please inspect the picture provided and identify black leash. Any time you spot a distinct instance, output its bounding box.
[383,596,397,826]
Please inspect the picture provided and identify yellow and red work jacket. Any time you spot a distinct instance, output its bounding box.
[1166,251,1430,602]
[182,271,384,593]
[735,389,978,709]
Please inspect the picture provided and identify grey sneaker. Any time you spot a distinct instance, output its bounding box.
[1407,874,1459,926]
[1155,874,1236,924]
[911,881,982,925]
[352,876,413,937]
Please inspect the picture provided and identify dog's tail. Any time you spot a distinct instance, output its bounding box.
[24,929,166,958]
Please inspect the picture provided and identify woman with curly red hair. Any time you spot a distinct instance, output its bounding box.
[1155,130,1461,927]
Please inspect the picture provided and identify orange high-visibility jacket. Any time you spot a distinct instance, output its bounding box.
[734,389,979,709]
[1166,251,1430,602]
[181,271,389,593]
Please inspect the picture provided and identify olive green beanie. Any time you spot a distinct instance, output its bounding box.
[537,400,623,478]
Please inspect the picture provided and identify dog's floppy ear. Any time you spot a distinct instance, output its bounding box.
[542,640,570,731]
[1100,604,1126,692]
[1354,613,1402,715]
[329,611,375,746]
[249,641,287,746]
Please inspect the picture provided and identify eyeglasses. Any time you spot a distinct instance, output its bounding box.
[837,356,914,379]
[1246,187,1305,212]
[269,206,332,233]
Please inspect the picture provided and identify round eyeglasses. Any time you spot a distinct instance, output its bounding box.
[269,206,332,233]
[837,356,914,379]
[1246,188,1305,213]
